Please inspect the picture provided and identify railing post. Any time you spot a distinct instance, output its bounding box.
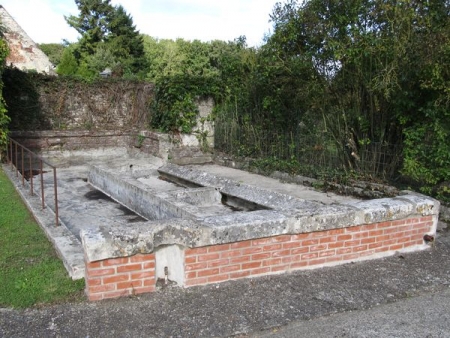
[29,150,33,196]
[21,146,24,186]
[53,167,59,226]
[6,137,9,165]
[40,160,45,209]
[8,138,60,227]
[9,139,12,169]
[15,142,18,177]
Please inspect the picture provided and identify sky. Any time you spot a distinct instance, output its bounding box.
[1,0,279,47]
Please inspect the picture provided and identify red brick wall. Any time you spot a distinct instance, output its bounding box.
[184,216,433,287]
[84,216,434,301]
[85,253,155,301]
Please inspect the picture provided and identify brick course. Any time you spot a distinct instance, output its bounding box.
[85,253,155,301]
[84,216,433,300]
[184,216,433,287]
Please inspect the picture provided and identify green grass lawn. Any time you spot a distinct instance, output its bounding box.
[0,167,85,308]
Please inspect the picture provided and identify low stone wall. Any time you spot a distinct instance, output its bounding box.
[9,130,171,162]
[9,124,213,165]
[11,130,131,151]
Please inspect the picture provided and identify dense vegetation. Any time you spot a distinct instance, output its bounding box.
[3,0,450,201]
[0,22,9,158]
[38,43,66,67]
[59,0,147,78]
[257,0,450,200]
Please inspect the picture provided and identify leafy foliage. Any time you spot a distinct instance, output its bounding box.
[57,44,79,75]
[0,33,10,156]
[237,0,450,199]
[38,43,66,66]
[151,74,221,133]
[144,37,255,134]
[62,0,147,78]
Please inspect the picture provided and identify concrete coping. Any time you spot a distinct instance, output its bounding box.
[81,163,440,263]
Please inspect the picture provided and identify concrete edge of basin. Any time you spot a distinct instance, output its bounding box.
[81,163,440,263]
[158,163,320,210]
[80,163,440,301]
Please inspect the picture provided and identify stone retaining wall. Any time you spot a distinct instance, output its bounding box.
[10,130,170,161]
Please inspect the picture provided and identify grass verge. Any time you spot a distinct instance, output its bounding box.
[0,167,85,308]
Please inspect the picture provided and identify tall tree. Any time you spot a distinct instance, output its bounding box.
[65,0,147,77]
[264,0,450,194]
[106,5,147,76]
[65,0,114,55]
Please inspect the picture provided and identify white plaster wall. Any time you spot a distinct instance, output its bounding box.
[155,245,185,286]
[182,97,214,148]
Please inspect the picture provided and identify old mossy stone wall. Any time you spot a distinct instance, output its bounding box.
[3,69,154,131]
[4,70,215,162]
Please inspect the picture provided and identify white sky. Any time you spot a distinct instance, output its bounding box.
[1,0,278,47]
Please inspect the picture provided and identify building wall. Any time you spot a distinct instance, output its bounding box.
[0,5,55,74]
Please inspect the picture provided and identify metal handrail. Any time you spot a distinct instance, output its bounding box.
[6,137,59,226]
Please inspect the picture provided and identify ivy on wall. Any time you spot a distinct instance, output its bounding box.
[2,68,155,131]
[2,68,220,137]
[0,37,10,155]
[2,68,48,131]
[150,74,221,133]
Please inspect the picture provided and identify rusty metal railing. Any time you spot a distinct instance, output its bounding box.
[6,137,59,226]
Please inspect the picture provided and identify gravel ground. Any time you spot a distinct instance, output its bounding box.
[1,229,449,338]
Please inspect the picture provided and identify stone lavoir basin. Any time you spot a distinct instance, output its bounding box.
[82,162,439,301]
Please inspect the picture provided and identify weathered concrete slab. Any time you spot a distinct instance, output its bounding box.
[83,162,439,264]
[186,163,359,205]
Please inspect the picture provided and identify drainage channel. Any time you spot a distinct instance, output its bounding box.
[84,188,148,223]
[88,164,273,224]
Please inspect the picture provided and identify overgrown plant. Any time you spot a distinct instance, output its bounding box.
[62,0,148,79]
[2,69,152,131]
[213,0,450,199]
[150,74,221,133]
[136,134,145,148]
[0,33,10,159]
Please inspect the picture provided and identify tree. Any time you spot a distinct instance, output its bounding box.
[65,0,147,78]
[65,0,114,55]
[57,44,79,75]
[262,0,450,195]
[39,43,66,66]
[107,5,147,76]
